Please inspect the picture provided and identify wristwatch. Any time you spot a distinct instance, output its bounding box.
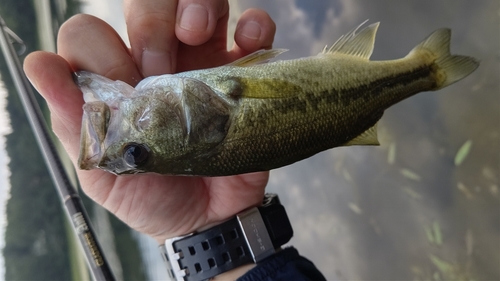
[159,193,294,281]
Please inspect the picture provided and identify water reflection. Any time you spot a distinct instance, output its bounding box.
[12,0,496,280]
[231,0,499,280]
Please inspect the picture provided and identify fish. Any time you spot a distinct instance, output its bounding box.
[76,22,479,176]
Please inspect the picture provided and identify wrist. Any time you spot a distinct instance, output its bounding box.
[212,263,256,281]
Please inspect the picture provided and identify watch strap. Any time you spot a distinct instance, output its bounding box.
[161,193,293,281]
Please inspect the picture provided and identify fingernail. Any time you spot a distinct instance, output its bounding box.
[240,21,261,40]
[142,50,172,76]
[179,4,209,32]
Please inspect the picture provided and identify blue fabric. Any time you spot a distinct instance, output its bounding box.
[237,247,326,281]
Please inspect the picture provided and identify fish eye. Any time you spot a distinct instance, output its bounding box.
[123,143,150,167]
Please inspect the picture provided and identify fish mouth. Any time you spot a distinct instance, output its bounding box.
[78,101,110,170]
[97,157,145,175]
[77,101,141,174]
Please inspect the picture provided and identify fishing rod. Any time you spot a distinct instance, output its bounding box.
[0,15,116,281]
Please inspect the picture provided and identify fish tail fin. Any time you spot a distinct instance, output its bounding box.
[407,29,479,89]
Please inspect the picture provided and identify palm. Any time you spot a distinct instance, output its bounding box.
[74,24,269,242]
[25,7,275,243]
[78,168,268,242]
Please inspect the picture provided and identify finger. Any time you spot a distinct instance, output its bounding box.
[175,8,275,72]
[124,0,178,77]
[24,51,84,161]
[175,10,230,72]
[230,9,276,59]
[175,0,229,46]
[58,14,142,85]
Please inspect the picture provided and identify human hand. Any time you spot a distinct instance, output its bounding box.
[24,0,276,244]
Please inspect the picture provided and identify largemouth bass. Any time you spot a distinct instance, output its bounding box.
[76,22,479,176]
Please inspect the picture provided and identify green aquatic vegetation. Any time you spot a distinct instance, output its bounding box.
[489,185,498,196]
[342,169,353,182]
[426,227,436,244]
[425,221,443,245]
[430,255,452,278]
[400,168,421,181]
[402,186,422,199]
[457,182,473,199]
[433,221,443,245]
[428,255,473,281]
[454,140,473,166]
[387,142,396,164]
[348,202,363,215]
[465,229,474,256]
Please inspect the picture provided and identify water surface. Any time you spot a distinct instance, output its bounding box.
[245,1,499,280]
[2,0,497,280]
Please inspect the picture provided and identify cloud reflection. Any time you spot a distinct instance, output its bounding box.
[234,0,498,280]
[0,76,11,281]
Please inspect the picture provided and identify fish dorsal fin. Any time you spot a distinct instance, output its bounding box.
[324,21,379,60]
[227,49,288,67]
[344,123,380,146]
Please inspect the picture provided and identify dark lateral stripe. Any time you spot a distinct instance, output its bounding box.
[300,63,436,111]
[236,63,437,116]
[344,64,435,103]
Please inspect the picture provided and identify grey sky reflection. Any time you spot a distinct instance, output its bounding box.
[234,0,499,280]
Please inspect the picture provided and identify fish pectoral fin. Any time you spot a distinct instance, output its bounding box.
[344,123,380,146]
[227,49,288,67]
[323,21,379,60]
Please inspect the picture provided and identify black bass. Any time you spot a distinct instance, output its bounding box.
[76,22,479,176]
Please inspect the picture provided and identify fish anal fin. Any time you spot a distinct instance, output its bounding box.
[344,123,380,146]
[227,49,288,67]
[323,21,379,60]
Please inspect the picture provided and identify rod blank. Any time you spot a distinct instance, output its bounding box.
[0,15,115,281]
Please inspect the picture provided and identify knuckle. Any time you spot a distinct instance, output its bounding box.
[126,11,176,41]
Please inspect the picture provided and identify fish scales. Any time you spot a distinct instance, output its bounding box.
[178,58,435,175]
[76,23,479,176]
